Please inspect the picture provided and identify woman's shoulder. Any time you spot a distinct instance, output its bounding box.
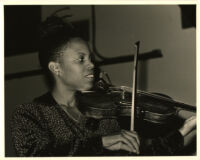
[13,92,57,117]
[33,92,57,105]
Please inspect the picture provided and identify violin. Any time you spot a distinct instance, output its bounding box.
[79,85,196,138]
[80,86,196,124]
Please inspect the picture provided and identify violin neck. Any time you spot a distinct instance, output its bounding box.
[173,101,196,112]
[137,90,196,112]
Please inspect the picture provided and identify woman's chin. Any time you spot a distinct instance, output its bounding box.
[79,83,93,91]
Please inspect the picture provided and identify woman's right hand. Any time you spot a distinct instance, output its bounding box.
[102,129,140,154]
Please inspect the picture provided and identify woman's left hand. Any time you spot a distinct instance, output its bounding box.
[179,116,196,137]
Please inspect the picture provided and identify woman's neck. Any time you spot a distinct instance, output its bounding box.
[51,84,77,108]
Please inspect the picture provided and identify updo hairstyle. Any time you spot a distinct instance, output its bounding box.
[38,16,80,87]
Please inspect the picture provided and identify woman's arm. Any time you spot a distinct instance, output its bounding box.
[140,130,184,155]
[11,104,107,156]
[10,104,56,156]
[140,116,196,155]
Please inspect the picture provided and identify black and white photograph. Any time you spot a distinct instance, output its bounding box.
[2,3,197,157]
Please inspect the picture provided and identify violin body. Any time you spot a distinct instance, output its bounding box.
[110,88,177,124]
[80,90,177,124]
[79,91,118,119]
[79,85,195,137]
[80,91,178,138]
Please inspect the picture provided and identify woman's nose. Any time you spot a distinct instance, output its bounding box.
[87,60,94,70]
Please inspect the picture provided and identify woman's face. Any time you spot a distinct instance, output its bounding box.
[57,39,95,91]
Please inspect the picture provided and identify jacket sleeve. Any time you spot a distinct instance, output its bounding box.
[140,130,184,155]
[78,135,105,156]
[10,104,56,156]
[10,104,106,156]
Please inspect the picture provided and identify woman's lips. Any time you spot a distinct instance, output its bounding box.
[85,74,94,81]
[86,74,94,78]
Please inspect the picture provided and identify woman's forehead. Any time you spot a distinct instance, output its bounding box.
[61,39,90,57]
[69,41,89,51]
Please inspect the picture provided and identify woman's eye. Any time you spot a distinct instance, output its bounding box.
[80,57,85,62]
[77,56,85,63]
[75,54,92,63]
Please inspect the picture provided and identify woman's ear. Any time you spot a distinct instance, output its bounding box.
[48,61,61,76]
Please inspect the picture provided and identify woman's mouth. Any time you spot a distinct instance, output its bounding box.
[85,74,94,81]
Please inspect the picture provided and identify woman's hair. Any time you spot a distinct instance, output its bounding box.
[38,16,80,88]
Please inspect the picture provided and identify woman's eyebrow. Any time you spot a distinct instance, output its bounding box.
[77,52,90,57]
[77,52,86,56]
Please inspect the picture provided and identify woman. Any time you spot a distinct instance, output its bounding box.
[11,16,196,156]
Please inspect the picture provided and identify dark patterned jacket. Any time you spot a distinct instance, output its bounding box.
[11,92,184,156]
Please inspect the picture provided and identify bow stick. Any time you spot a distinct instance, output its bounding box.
[130,41,140,131]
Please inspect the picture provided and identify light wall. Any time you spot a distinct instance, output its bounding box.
[95,5,196,106]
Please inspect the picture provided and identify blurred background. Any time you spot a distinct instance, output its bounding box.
[4,5,196,156]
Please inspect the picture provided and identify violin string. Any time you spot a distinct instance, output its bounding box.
[137,90,194,108]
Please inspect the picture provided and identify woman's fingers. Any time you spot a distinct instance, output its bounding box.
[179,116,196,136]
[185,116,196,123]
[119,133,138,153]
[121,131,140,154]
[122,130,140,145]
[106,141,137,153]
[119,142,137,153]
[102,130,140,154]
[185,116,196,130]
